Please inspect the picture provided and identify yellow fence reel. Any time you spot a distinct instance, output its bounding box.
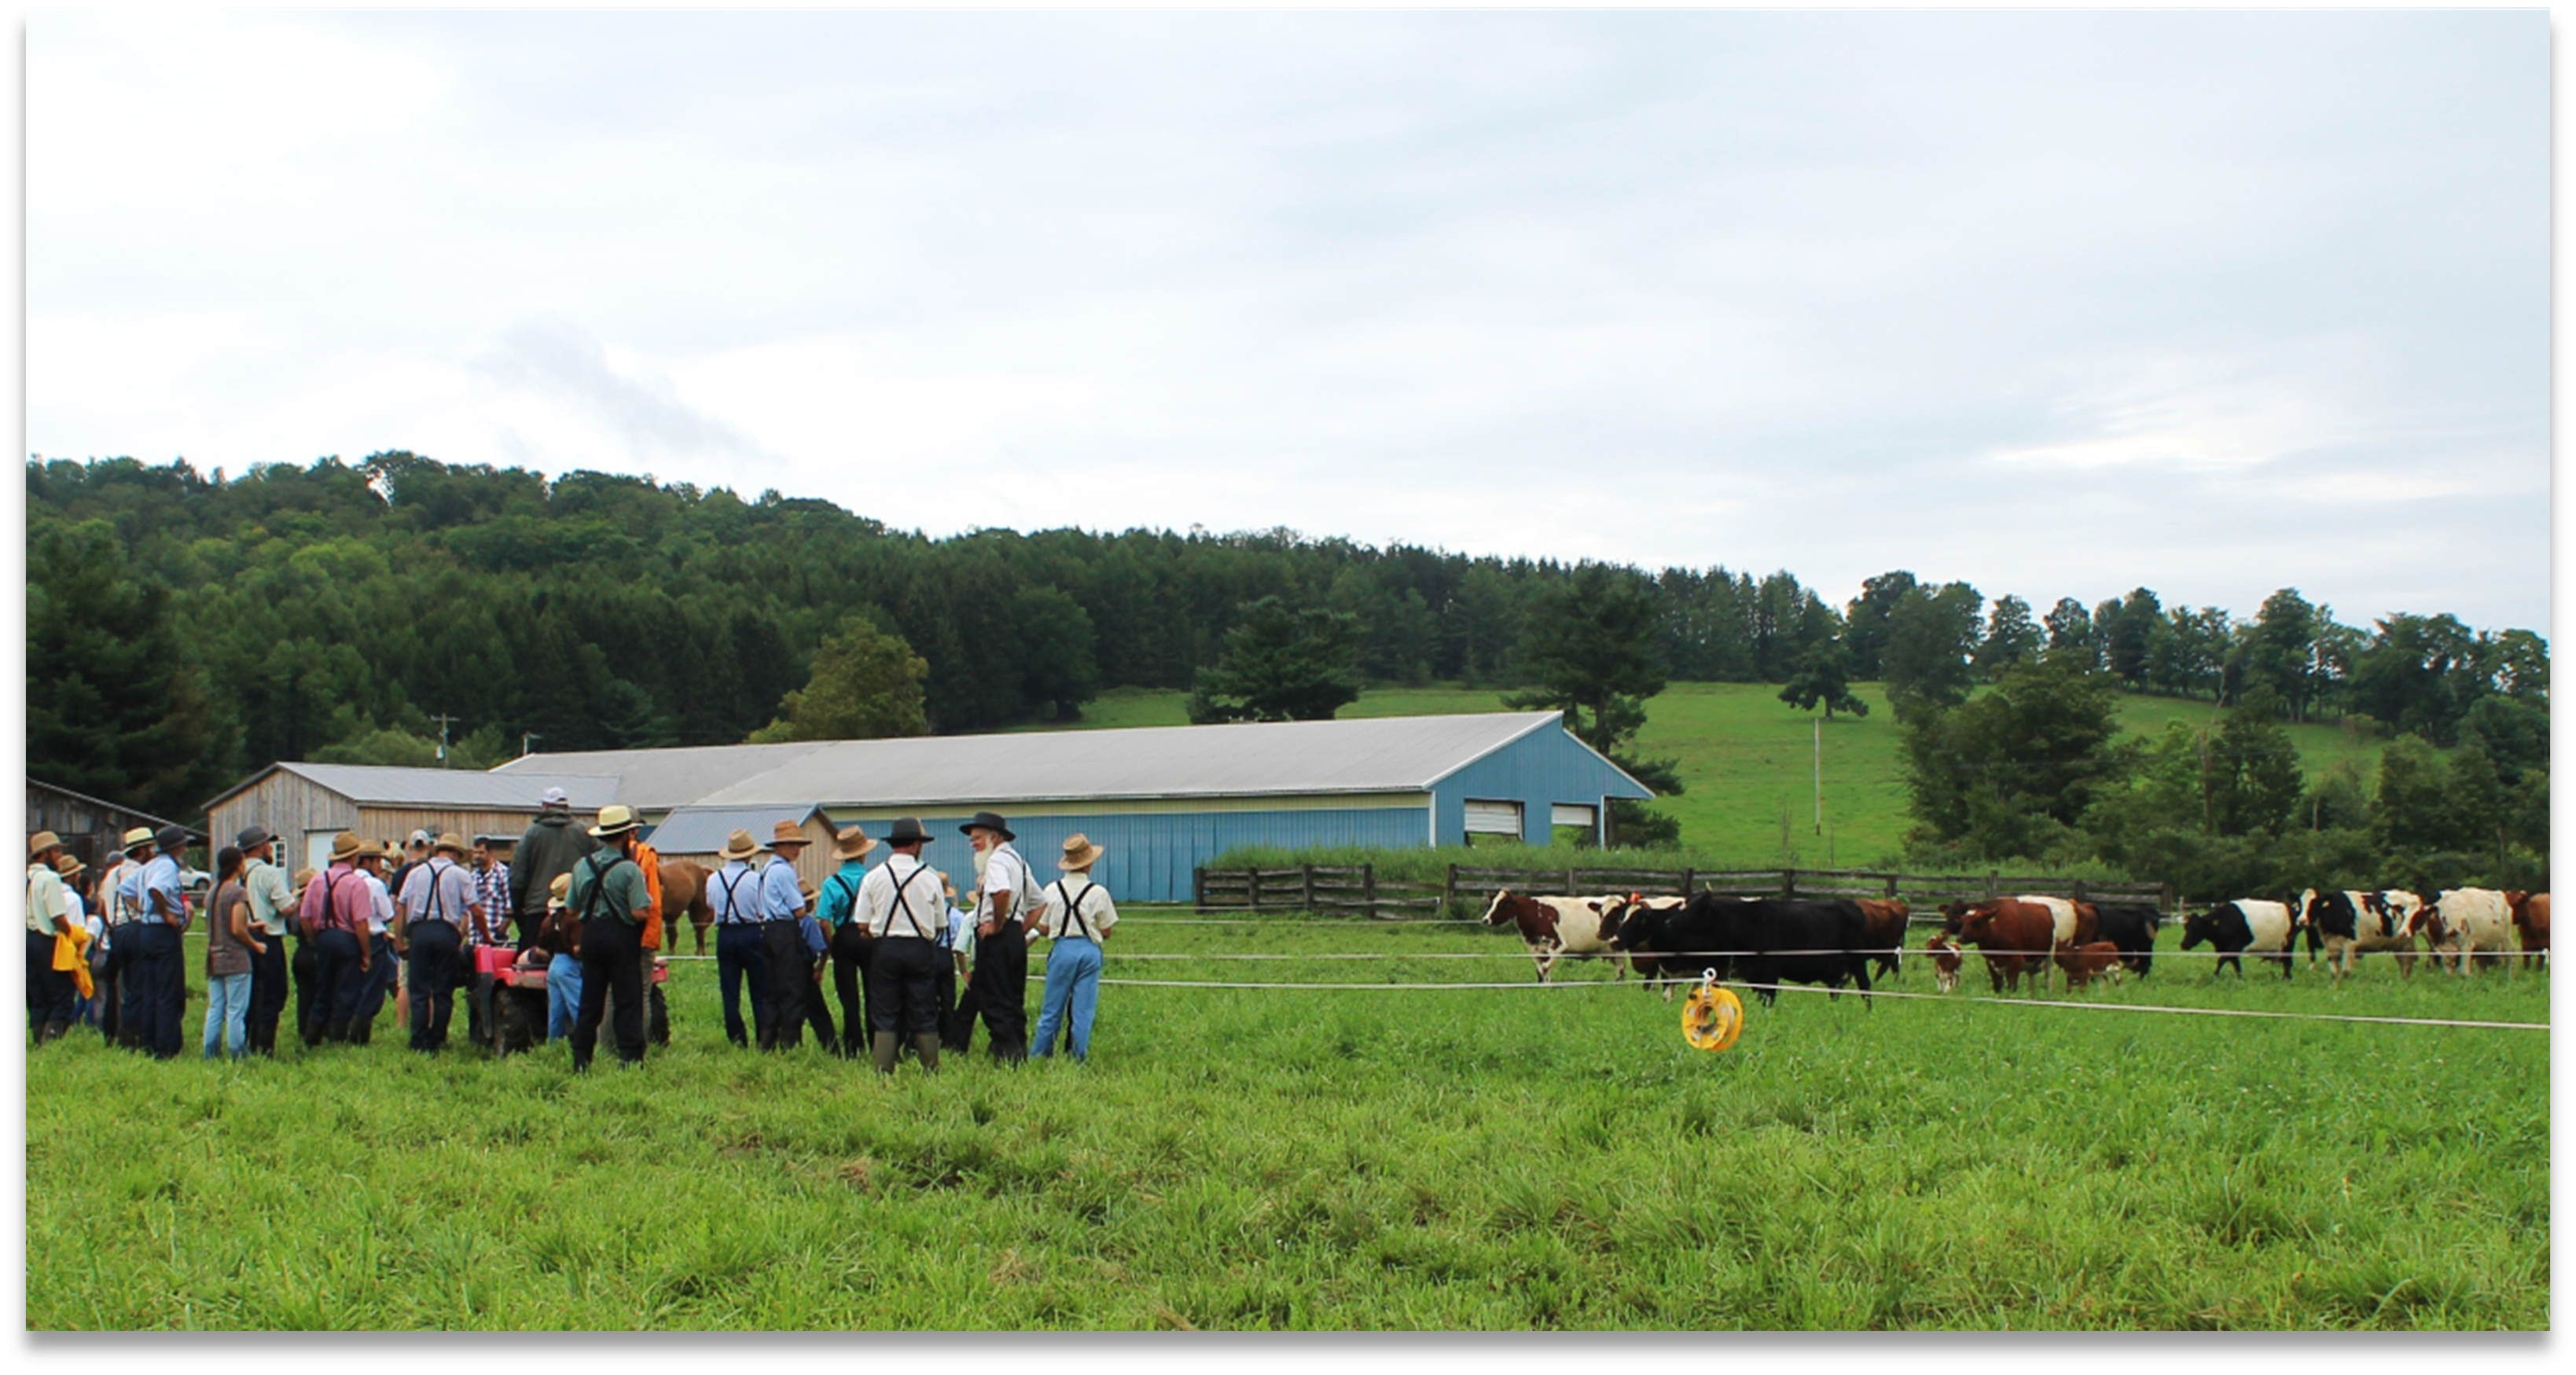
[1681,969,1744,1053]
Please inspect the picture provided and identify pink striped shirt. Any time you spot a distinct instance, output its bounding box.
[297,862,373,936]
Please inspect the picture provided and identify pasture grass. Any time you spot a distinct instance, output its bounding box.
[24,915,2546,1330]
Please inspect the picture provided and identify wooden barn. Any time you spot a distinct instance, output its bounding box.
[638,803,840,892]
[25,779,190,871]
[202,763,620,873]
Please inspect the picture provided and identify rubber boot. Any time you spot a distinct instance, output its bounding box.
[872,1031,899,1075]
[912,1032,941,1074]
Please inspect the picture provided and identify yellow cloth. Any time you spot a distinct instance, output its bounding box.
[52,925,94,1000]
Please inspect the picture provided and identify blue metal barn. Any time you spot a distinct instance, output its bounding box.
[492,712,1652,903]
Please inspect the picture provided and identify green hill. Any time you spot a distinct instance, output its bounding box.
[1014,682,2395,864]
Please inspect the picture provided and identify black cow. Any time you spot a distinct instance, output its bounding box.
[2092,903,2163,978]
[1608,895,1752,1000]
[1616,894,1875,1008]
[2179,899,2298,979]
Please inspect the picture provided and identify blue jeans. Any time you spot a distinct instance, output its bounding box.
[1031,938,1103,1061]
[202,972,252,1059]
[546,954,584,1042]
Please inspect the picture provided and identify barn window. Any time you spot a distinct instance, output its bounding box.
[1549,803,1597,831]
[1463,799,1523,837]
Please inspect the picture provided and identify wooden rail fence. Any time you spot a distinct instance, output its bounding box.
[1192,863,2174,922]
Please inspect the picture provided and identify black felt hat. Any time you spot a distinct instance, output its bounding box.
[960,811,1015,841]
[886,817,935,846]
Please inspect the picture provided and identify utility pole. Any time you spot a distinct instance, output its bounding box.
[1813,714,1822,835]
[430,713,459,767]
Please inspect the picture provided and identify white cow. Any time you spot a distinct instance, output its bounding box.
[2422,888,2515,974]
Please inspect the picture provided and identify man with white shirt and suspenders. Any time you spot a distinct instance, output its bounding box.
[958,811,1036,1064]
[1032,833,1118,1062]
[95,827,153,1047]
[395,833,481,1053]
[856,818,949,1075]
[706,829,770,1049]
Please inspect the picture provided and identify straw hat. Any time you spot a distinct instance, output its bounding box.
[1058,833,1106,872]
[433,832,469,856]
[356,839,387,862]
[718,829,763,862]
[329,831,365,863]
[122,826,156,853]
[549,872,572,903]
[29,830,61,858]
[832,825,876,861]
[768,819,810,850]
[590,803,641,839]
[55,851,86,876]
[292,867,317,890]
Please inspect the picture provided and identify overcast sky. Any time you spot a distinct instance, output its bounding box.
[25,9,2550,634]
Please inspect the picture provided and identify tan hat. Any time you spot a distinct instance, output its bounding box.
[122,826,156,852]
[433,832,469,856]
[768,819,810,849]
[356,839,388,861]
[1058,833,1106,872]
[590,804,641,839]
[329,831,365,863]
[799,879,818,903]
[549,872,572,903]
[55,851,86,876]
[718,829,762,862]
[29,830,61,858]
[832,825,876,861]
[292,867,317,890]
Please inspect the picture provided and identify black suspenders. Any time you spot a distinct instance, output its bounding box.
[891,865,938,940]
[715,867,757,925]
[1053,880,1097,939]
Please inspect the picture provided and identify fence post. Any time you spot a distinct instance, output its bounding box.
[1680,867,1696,899]
[1250,869,1263,912]
[1193,867,1206,912]
[1567,867,1578,898]
[2163,882,2177,915]
[1784,867,1797,899]
[2073,880,2089,903]
[1445,863,1458,917]
[1364,863,1377,921]
[1303,863,1315,912]
[1885,873,1899,900]
[1986,870,1999,900]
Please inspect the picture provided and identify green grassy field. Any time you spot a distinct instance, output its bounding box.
[1032,683,2395,864]
[25,919,2547,1330]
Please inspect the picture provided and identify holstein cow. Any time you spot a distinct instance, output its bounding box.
[1924,933,1964,993]
[1599,894,1690,997]
[2054,939,2125,990]
[2295,888,2425,980]
[2090,903,2163,978]
[2420,888,2515,974]
[2505,891,2549,970]
[1949,899,2059,993]
[1481,890,1629,983]
[1611,894,1874,1007]
[2179,900,2297,979]
[1854,898,1909,983]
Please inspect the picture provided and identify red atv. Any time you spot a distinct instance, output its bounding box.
[467,944,671,1055]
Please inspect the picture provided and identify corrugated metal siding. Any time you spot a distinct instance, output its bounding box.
[1431,726,1654,845]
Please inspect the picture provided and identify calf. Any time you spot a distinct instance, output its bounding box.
[2295,888,2425,980]
[2091,902,2163,977]
[2505,891,2549,970]
[1854,898,1909,983]
[2054,939,2124,990]
[1952,899,2058,993]
[1924,933,1964,993]
[1480,890,1630,983]
[2180,900,2297,979]
[2420,888,2515,974]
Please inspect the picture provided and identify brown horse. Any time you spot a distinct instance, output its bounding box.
[660,858,715,955]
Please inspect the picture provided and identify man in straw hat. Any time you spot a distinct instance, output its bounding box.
[814,825,878,1059]
[235,825,299,1057]
[118,825,197,1059]
[509,786,598,947]
[564,804,656,1071]
[854,818,950,1074]
[957,811,1037,1063]
[759,818,815,1051]
[396,833,483,1053]
[27,831,79,1046]
[297,831,376,1045]
[1032,833,1119,1062]
[347,840,399,1045]
[706,827,772,1049]
[94,826,155,1046]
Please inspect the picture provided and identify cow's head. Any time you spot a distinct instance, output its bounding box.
[2178,906,2218,950]
[1479,890,1521,927]
[2294,888,2319,928]
[1606,900,1665,950]
[1938,901,1973,936]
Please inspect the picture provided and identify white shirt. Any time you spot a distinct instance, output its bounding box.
[364,871,394,934]
[857,853,947,939]
[27,863,70,934]
[97,858,141,924]
[1038,876,1118,941]
[976,843,1033,926]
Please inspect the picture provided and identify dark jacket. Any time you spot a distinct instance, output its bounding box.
[508,811,599,919]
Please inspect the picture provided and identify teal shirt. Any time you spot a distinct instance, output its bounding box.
[817,859,867,929]
[566,849,652,926]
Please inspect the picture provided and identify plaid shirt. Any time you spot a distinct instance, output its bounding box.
[472,862,513,944]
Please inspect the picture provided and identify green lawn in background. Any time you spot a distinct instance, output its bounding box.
[1014,682,2394,864]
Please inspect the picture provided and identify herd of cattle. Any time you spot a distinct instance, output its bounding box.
[1478,886,2552,1003]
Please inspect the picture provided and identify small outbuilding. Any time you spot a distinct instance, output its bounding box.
[25,779,189,872]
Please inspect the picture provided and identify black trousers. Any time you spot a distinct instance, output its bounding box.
[288,933,316,1048]
[829,925,873,1054]
[26,930,75,1038]
[571,917,645,1069]
[866,936,946,1037]
[793,957,836,1049]
[307,928,365,1044]
[124,921,186,1059]
[406,923,464,1053]
[349,932,397,1042]
[97,936,127,1045]
[761,920,808,1049]
[714,924,769,1046]
[248,926,291,1055]
[965,920,1029,1062]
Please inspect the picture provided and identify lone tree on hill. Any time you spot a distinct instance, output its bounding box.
[1777,639,1869,720]
[1187,596,1365,723]
[748,614,930,742]
[1501,564,1685,845]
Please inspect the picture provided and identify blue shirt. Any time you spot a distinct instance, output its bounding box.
[759,858,805,924]
[799,916,828,958]
[707,860,763,925]
[817,860,866,930]
[127,855,188,926]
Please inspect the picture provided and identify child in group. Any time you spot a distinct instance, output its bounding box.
[523,872,582,1042]
[1031,835,1116,1062]
[790,880,836,1050]
[936,873,977,1052]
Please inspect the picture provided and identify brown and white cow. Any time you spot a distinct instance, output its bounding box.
[2011,894,2100,949]
[1854,898,1909,983]
[2506,891,2549,969]
[1948,899,2059,993]
[1481,890,1630,983]
[2422,888,2516,973]
[2053,939,2124,990]
[1924,933,1964,993]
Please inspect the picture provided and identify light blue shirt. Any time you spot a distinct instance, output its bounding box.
[759,857,806,923]
[130,855,187,924]
[708,859,764,925]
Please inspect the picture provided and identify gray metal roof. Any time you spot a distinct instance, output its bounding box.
[488,741,830,811]
[645,803,831,855]
[673,711,1615,808]
[269,763,623,811]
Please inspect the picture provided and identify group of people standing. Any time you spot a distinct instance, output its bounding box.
[28,796,1120,1075]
